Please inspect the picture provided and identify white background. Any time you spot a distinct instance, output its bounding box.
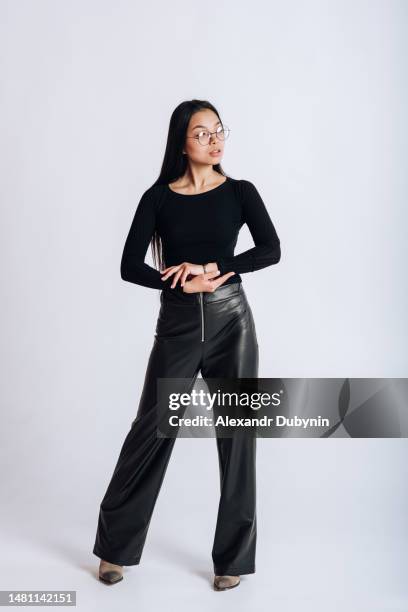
[1,1,407,610]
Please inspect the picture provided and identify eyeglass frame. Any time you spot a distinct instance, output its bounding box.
[185,125,231,146]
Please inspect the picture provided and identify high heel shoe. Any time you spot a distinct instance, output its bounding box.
[98,559,123,584]
[213,575,241,590]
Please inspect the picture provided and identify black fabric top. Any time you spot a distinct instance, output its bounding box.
[120,176,281,291]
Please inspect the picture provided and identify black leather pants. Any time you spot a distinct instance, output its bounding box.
[93,281,259,575]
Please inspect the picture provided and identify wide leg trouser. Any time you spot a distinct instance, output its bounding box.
[92,281,259,575]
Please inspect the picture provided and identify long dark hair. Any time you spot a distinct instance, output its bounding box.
[151,99,230,273]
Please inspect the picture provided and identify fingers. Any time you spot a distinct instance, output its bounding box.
[171,268,185,288]
[180,271,189,286]
[160,266,180,281]
[161,263,190,284]
[178,265,214,287]
[174,265,193,287]
[211,271,236,288]
[162,266,232,290]
[180,265,194,286]
[204,270,221,281]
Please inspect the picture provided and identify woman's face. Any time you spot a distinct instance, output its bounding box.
[183,110,225,166]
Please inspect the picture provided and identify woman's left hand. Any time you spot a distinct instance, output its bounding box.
[160,262,214,289]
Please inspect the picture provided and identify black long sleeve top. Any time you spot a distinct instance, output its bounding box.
[120,176,281,291]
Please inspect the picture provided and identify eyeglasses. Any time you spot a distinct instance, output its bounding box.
[186,125,231,146]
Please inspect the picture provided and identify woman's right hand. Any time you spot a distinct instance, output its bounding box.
[182,270,236,293]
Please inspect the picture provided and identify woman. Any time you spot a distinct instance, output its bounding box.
[93,99,281,591]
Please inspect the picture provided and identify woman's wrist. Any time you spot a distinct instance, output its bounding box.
[203,262,219,273]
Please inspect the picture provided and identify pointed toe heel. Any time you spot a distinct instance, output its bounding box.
[213,575,241,591]
[98,560,124,585]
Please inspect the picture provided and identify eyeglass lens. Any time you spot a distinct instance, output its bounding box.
[198,126,230,145]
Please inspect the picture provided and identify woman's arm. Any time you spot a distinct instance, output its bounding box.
[120,187,173,290]
[215,180,281,275]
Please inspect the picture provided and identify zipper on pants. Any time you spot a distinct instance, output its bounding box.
[199,292,205,342]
